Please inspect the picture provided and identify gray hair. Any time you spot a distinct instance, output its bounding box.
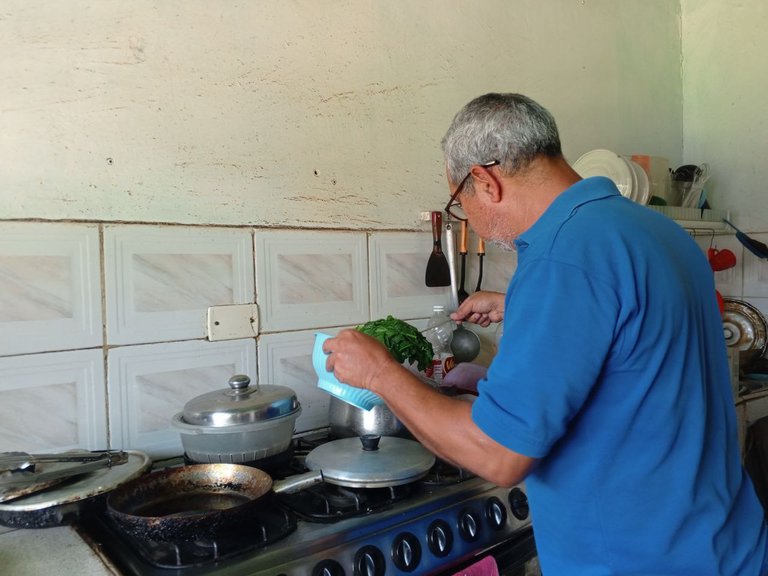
[441,93,562,191]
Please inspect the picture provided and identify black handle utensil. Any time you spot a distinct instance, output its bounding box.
[474,238,485,292]
[425,211,451,287]
[458,221,469,303]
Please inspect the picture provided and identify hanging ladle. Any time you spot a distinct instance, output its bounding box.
[450,324,480,364]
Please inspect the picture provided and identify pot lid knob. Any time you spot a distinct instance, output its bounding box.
[228,374,255,391]
[360,434,381,451]
[178,374,299,427]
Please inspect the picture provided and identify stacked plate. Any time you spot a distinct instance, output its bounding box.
[572,149,650,205]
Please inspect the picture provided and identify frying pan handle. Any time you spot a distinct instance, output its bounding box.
[272,470,324,494]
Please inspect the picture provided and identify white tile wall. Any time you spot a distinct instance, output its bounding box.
[256,230,369,332]
[4,217,765,461]
[258,329,346,433]
[712,235,744,298]
[107,339,257,458]
[743,232,768,298]
[7,218,766,457]
[463,233,518,296]
[0,222,102,357]
[0,350,107,452]
[104,225,254,345]
[368,232,451,320]
[2,222,458,457]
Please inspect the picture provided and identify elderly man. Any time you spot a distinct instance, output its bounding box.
[323,93,767,574]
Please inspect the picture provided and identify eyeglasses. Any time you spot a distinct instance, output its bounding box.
[444,160,500,221]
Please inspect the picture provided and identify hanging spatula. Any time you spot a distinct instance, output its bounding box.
[425,211,451,287]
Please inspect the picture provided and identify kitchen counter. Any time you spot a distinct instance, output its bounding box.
[0,526,115,576]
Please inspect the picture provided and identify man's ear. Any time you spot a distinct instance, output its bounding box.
[471,165,503,203]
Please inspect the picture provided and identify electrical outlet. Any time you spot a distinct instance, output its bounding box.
[419,211,432,222]
[207,304,259,341]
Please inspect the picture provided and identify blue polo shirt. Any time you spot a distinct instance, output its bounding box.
[472,176,767,575]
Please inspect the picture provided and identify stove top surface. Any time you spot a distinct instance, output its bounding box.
[75,433,532,576]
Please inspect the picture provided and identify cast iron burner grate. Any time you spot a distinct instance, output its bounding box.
[82,494,296,570]
[277,481,416,523]
[421,458,475,486]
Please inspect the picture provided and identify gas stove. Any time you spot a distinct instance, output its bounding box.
[75,432,535,576]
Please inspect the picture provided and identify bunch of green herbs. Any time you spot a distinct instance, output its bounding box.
[355,315,434,372]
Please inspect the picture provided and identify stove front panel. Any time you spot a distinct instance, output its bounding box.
[238,478,531,576]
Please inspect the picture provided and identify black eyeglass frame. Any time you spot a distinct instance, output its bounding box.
[444,160,500,221]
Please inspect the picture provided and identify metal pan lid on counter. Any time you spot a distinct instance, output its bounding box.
[0,450,151,528]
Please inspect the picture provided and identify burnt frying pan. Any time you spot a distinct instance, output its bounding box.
[107,463,321,542]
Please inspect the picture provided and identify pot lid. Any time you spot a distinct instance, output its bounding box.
[0,450,150,513]
[304,435,435,488]
[181,375,299,427]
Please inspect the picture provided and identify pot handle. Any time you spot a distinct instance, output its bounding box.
[272,470,323,494]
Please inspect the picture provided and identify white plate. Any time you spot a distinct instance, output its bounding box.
[624,157,650,205]
[572,149,634,199]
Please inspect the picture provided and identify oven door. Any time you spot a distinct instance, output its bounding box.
[436,526,539,576]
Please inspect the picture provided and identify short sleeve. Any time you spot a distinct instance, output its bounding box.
[471,258,619,458]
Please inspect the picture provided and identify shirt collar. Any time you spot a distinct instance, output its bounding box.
[514,176,620,251]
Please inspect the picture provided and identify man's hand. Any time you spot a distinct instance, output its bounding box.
[451,291,505,327]
[322,329,400,391]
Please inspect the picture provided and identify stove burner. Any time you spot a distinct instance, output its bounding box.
[74,433,534,576]
[81,494,296,570]
[422,458,475,485]
[278,481,416,522]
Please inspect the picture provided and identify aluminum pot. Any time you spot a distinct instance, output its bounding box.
[171,374,301,463]
[328,395,409,438]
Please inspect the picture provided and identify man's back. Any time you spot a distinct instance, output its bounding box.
[473,177,768,574]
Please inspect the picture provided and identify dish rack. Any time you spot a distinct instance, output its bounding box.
[647,206,731,234]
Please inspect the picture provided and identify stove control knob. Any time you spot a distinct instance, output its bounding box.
[457,507,481,542]
[508,487,530,520]
[427,519,454,557]
[354,544,385,576]
[312,559,345,576]
[391,531,422,572]
[484,496,508,530]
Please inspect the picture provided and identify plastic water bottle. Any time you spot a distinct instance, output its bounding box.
[425,305,454,383]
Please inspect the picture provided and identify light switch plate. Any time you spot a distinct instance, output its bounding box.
[207,304,259,341]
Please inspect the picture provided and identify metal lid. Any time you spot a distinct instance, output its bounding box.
[304,435,435,488]
[0,450,151,513]
[723,298,768,364]
[181,375,300,427]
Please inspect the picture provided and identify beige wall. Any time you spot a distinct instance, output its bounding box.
[0,1,683,229]
[682,0,768,232]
